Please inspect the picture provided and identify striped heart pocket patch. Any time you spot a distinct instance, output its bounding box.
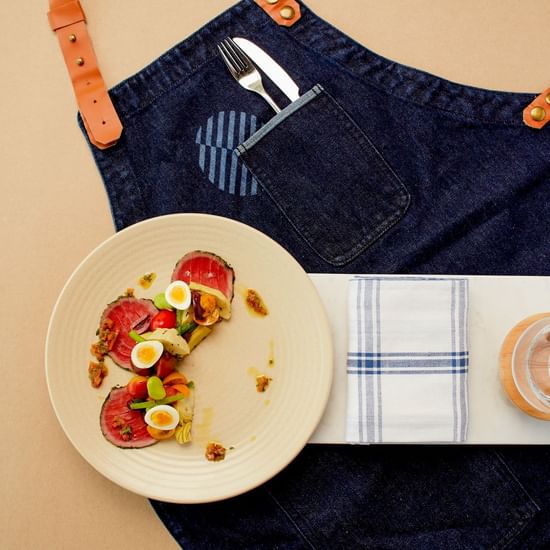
[196,111,261,196]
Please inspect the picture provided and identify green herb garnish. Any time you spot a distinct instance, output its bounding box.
[129,393,186,410]
[178,321,197,335]
[128,330,146,343]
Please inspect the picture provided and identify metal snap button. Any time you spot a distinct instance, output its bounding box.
[280,5,295,19]
[545,93,550,105]
[76,57,84,66]
[68,34,77,42]
[531,106,546,122]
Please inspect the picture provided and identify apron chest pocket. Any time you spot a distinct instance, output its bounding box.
[236,84,410,266]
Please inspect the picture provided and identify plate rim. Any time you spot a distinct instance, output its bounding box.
[45,213,334,503]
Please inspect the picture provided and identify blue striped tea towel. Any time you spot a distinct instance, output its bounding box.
[346,277,469,443]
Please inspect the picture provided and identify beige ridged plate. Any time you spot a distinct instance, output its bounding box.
[45,214,333,503]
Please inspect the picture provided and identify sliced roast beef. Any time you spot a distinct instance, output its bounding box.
[171,251,235,300]
[100,386,157,448]
[100,297,158,369]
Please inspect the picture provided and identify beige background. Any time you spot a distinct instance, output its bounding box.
[2,1,550,548]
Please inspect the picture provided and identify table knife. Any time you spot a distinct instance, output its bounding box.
[233,37,300,102]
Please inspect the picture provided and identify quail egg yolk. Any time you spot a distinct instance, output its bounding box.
[144,404,179,431]
[131,340,163,370]
[138,346,156,364]
[165,281,192,310]
[151,410,173,427]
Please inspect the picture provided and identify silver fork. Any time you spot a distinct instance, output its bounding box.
[218,37,281,113]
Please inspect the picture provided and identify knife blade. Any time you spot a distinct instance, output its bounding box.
[233,37,300,102]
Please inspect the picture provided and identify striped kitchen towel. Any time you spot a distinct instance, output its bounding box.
[346,276,469,443]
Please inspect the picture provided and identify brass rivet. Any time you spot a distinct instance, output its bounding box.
[76,57,84,66]
[545,93,550,105]
[266,0,279,3]
[531,106,546,122]
[280,5,295,19]
[68,34,76,42]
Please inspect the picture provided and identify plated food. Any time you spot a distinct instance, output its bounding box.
[46,214,332,503]
[90,251,234,455]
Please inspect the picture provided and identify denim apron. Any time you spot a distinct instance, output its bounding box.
[81,1,550,547]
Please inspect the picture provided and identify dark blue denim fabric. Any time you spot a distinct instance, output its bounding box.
[235,84,410,265]
[79,0,550,547]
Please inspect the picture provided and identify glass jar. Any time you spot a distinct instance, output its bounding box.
[510,316,550,417]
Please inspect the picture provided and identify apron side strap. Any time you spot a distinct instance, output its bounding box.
[254,0,301,27]
[47,0,122,149]
[523,87,550,129]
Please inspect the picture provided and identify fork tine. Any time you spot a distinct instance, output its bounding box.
[219,40,245,74]
[217,43,237,77]
[223,38,249,71]
[217,37,282,113]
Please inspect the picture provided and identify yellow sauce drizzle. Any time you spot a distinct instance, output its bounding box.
[247,366,261,378]
[138,273,156,289]
[268,339,275,368]
[244,288,269,317]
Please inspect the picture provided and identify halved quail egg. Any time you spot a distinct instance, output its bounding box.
[144,404,179,431]
[130,340,163,370]
[164,280,192,310]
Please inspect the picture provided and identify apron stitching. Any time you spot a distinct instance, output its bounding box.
[109,16,273,118]
[282,27,528,128]
[264,487,318,550]
[487,451,540,549]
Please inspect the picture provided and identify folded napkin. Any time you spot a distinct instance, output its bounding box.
[346,276,469,443]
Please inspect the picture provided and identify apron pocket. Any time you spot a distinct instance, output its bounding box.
[235,84,410,266]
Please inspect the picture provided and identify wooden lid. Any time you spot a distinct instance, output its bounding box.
[499,312,550,420]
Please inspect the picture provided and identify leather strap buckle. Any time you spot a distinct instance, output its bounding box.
[47,1,122,149]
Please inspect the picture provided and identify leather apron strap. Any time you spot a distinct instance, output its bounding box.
[523,86,550,129]
[254,0,301,26]
[48,1,547,136]
[47,0,122,149]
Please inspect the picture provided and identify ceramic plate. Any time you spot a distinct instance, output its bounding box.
[45,214,333,503]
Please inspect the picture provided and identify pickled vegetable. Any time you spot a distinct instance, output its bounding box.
[175,422,192,444]
[188,325,212,351]
[153,292,173,310]
[147,376,166,400]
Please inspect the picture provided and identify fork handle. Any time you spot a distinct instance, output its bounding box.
[257,91,281,114]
